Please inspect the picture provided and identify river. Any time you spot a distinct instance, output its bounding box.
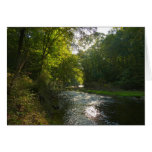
[50,91,144,125]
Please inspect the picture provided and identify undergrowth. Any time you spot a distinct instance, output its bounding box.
[7,73,49,125]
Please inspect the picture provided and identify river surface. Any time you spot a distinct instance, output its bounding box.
[50,91,144,125]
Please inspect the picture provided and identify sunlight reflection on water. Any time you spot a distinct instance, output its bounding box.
[57,91,144,125]
[85,106,100,118]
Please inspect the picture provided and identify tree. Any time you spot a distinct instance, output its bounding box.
[79,27,144,90]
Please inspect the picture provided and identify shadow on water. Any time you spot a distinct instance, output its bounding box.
[48,91,144,125]
[97,96,145,125]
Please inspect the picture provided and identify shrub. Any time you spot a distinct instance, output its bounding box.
[7,73,48,125]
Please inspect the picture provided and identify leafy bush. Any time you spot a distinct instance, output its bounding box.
[7,73,48,125]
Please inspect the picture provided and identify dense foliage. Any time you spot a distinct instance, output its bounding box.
[79,27,144,90]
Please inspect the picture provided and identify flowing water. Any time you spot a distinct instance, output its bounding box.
[50,91,144,125]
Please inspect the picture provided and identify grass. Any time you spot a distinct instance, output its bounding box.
[78,89,144,97]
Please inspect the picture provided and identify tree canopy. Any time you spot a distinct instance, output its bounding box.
[78,27,144,90]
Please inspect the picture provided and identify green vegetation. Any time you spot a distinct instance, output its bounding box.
[79,89,144,97]
[7,73,48,124]
[7,27,145,125]
[7,27,86,124]
[78,27,144,90]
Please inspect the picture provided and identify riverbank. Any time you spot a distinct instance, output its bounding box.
[68,88,144,97]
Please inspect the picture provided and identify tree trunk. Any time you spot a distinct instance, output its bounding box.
[8,28,26,95]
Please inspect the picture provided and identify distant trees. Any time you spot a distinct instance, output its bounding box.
[79,27,144,90]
